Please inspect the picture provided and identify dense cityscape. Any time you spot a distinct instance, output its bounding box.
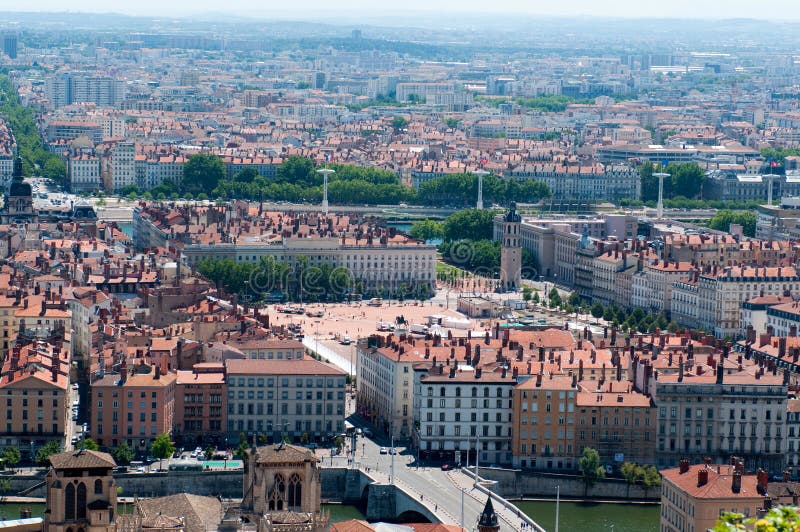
[0,6,800,532]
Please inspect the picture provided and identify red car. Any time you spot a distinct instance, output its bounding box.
[441,464,451,471]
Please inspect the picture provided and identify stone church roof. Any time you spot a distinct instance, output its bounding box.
[49,449,116,470]
[252,443,319,465]
[136,493,223,532]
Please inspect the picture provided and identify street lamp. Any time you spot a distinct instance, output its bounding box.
[653,171,670,220]
[473,170,489,210]
[316,169,335,216]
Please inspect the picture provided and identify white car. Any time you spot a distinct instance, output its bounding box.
[379,447,388,455]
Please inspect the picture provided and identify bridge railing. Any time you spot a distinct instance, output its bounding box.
[461,467,546,532]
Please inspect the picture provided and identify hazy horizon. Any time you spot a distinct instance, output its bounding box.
[0,0,799,22]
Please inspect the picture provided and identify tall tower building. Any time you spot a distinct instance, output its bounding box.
[500,202,522,291]
[2,34,17,59]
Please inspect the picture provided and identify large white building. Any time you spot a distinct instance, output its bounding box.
[510,163,641,203]
[111,142,135,193]
[134,205,437,298]
[415,364,516,466]
[631,260,695,316]
[671,266,800,338]
[356,335,418,439]
[68,154,101,193]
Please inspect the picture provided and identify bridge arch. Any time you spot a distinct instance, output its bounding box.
[397,510,431,523]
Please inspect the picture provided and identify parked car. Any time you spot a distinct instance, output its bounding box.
[441,464,451,471]
[379,447,389,455]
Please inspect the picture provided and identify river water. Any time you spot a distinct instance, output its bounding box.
[0,502,364,523]
[515,500,659,532]
[1,499,657,530]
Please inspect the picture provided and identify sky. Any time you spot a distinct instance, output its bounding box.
[0,0,799,20]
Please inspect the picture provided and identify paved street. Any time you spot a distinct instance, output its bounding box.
[322,417,539,531]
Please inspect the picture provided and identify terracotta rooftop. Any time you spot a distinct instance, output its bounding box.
[49,450,116,470]
[662,463,761,500]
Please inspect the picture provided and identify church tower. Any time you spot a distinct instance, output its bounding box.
[477,497,500,532]
[1,156,36,225]
[44,450,118,532]
[500,202,522,291]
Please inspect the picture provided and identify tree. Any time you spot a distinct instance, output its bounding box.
[642,465,662,497]
[522,286,533,302]
[234,433,250,460]
[708,210,756,238]
[578,447,605,495]
[42,158,67,183]
[2,447,20,471]
[151,433,176,470]
[445,118,459,129]
[204,447,215,461]
[36,440,62,466]
[409,219,444,241]
[620,462,643,497]
[81,438,100,451]
[640,162,705,202]
[277,155,316,187]
[182,153,225,195]
[591,302,605,319]
[392,116,408,132]
[110,443,135,465]
[443,209,497,242]
[0,477,9,503]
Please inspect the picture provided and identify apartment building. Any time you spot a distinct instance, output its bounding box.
[357,335,418,439]
[575,384,656,467]
[653,360,788,472]
[671,266,800,338]
[739,295,793,337]
[509,163,641,202]
[0,343,71,454]
[395,82,454,102]
[591,248,637,308]
[787,398,800,479]
[65,287,111,368]
[225,358,346,443]
[663,234,740,265]
[764,301,800,337]
[111,142,136,193]
[512,374,577,471]
[660,461,764,532]
[68,153,101,194]
[631,260,694,316]
[222,338,305,360]
[416,364,516,467]
[45,73,126,109]
[135,153,186,191]
[174,364,226,445]
[46,121,104,145]
[90,364,177,451]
